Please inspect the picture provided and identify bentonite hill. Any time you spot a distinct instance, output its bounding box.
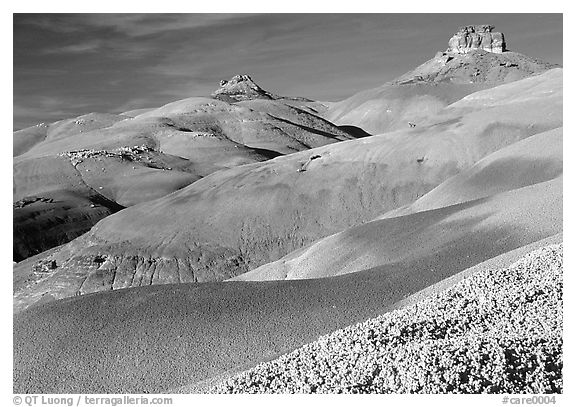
[13,21,562,395]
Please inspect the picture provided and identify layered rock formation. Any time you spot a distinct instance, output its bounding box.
[213,74,277,102]
[448,25,506,54]
[392,24,553,85]
[212,74,311,103]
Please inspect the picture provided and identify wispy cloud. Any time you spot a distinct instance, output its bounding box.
[15,14,85,33]
[14,103,69,125]
[42,40,102,55]
[39,38,155,59]
[104,41,155,59]
[13,96,93,129]
[81,13,259,37]
[18,13,259,37]
[113,97,161,114]
[16,67,69,76]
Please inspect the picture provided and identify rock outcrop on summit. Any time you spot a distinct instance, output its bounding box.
[212,74,278,102]
[323,25,557,134]
[212,74,312,103]
[447,25,506,54]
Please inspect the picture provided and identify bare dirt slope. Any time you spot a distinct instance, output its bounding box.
[12,147,204,261]
[13,155,125,261]
[13,125,48,157]
[236,127,562,280]
[381,127,562,219]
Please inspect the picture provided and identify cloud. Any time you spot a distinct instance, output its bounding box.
[42,40,102,55]
[14,103,66,121]
[80,14,259,37]
[13,96,93,129]
[40,39,154,59]
[13,103,69,129]
[17,13,260,38]
[16,68,69,76]
[104,41,155,59]
[17,14,258,61]
[15,14,85,33]
[112,97,160,114]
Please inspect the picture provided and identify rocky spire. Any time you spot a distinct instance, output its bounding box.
[212,74,277,102]
[211,74,313,103]
[392,24,555,85]
[447,25,507,54]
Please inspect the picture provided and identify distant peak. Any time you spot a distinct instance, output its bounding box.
[219,74,257,88]
[212,74,277,102]
[390,24,555,85]
[211,74,313,103]
[447,24,507,54]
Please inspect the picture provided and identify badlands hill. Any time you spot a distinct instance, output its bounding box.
[13,67,562,312]
[14,24,562,394]
[13,77,356,261]
[13,128,562,390]
[14,103,562,393]
[14,153,564,392]
[323,25,558,135]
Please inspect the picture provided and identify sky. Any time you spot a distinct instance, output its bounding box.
[13,13,563,130]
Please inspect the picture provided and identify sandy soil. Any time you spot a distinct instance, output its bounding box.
[213,244,562,393]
